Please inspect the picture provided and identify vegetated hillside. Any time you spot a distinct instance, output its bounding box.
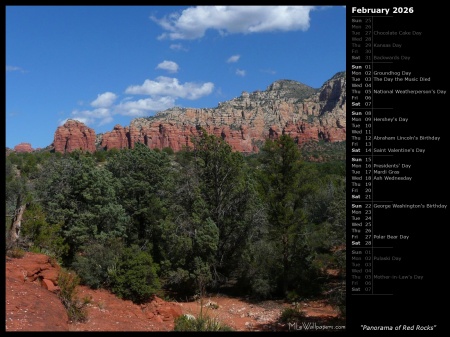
[6,73,346,331]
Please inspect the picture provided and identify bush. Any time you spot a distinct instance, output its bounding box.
[110,245,161,304]
[6,247,26,259]
[162,147,174,155]
[279,305,306,324]
[21,204,68,261]
[72,239,123,289]
[174,313,233,331]
[57,268,89,322]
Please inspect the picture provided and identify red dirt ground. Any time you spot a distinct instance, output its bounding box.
[5,253,344,332]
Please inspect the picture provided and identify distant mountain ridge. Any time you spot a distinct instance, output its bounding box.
[38,71,346,154]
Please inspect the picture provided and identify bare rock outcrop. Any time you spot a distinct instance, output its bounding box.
[54,72,346,154]
[101,124,129,150]
[14,143,33,153]
[53,119,96,153]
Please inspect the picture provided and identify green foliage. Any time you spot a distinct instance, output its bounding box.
[156,198,219,296]
[5,131,345,316]
[72,238,124,289]
[6,247,26,259]
[93,149,107,163]
[57,268,89,322]
[191,131,263,284]
[8,151,55,180]
[279,305,306,323]
[157,131,266,297]
[105,143,173,252]
[162,146,174,155]
[110,244,161,304]
[236,239,278,299]
[21,203,68,261]
[300,140,346,162]
[5,155,30,215]
[36,154,129,262]
[306,179,346,315]
[257,135,318,296]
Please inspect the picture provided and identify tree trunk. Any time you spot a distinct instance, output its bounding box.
[282,233,289,295]
[9,196,27,245]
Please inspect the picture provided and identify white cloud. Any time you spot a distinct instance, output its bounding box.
[125,76,214,100]
[59,117,91,126]
[236,69,246,77]
[261,68,276,75]
[59,118,69,126]
[115,97,176,117]
[66,76,214,127]
[227,55,240,63]
[91,92,117,108]
[6,65,26,73]
[170,43,188,51]
[69,107,113,126]
[156,60,179,73]
[151,6,315,40]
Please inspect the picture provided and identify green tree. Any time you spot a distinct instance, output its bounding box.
[105,143,173,258]
[304,177,346,314]
[257,135,318,295]
[36,153,129,263]
[157,132,264,296]
[158,192,219,296]
[191,131,262,284]
[20,203,68,260]
[5,153,39,249]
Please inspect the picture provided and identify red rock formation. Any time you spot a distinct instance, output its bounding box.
[53,119,96,153]
[6,252,61,292]
[141,295,183,322]
[14,143,33,153]
[101,124,129,150]
[54,74,346,154]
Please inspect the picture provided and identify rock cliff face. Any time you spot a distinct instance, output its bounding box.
[13,143,33,153]
[53,119,96,153]
[54,72,346,154]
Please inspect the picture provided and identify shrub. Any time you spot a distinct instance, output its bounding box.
[72,239,123,289]
[110,245,161,304]
[162,147,174,155]
[279,305,306,324]
[6,247,26,259]
[174,313,233,331]
[21,204,68,261]
[57,268,89,322]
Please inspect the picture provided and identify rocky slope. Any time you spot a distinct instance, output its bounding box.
[5,253,183,331]
[50,71,346,154]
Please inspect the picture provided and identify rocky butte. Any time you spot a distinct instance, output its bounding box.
[53,119,97,153]
[13,143,33,153]
[51,72,346,154]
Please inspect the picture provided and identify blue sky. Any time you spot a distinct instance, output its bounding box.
[6,6,346,149]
